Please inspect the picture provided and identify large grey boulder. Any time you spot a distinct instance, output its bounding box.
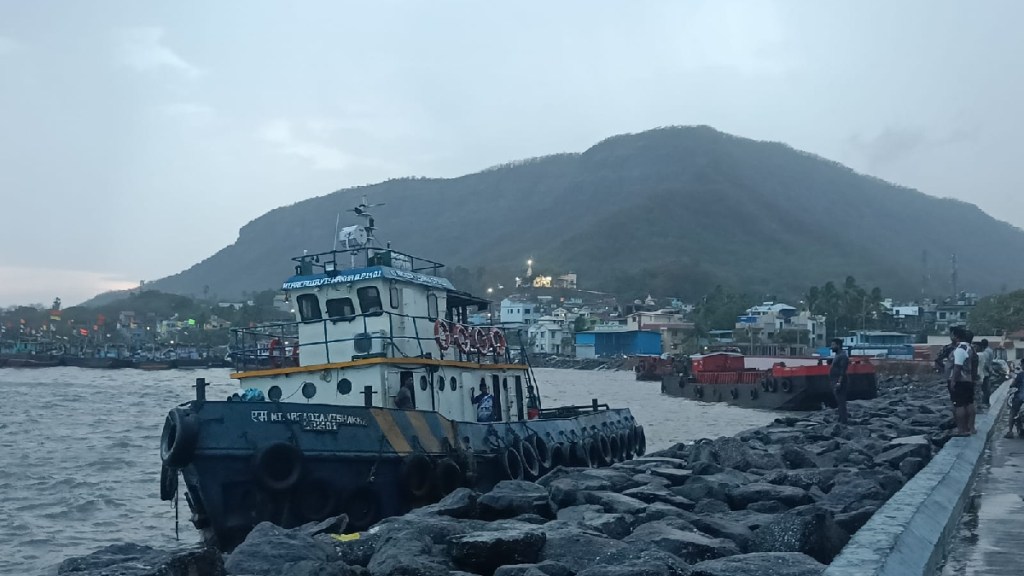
[58,544,225,576]
[479,481,556,520]
[690,516,754,552]
[727,483,813,510]
[367,528,449,576]
[225,522,335,575]
[690,552,826,576]
[761,468,845,492]
[874,438,931,469]
[449,527,546,575]
[780,445,819,469]
[750,505,849,564]
[493,561,574,576]
[624,522,740,564]
[580,491,649,515]
[413,487,478,519]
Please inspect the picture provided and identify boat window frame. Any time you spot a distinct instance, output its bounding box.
[325,297,357,322]
[296,294,323,322]
[426,292,439,321]
[389,282,400,310]
[357,285,384,317]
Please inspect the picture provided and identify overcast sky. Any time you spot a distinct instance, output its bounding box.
[0,1,1021,307]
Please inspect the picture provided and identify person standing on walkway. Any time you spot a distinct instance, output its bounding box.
[829,338,849,424]
[976,338,995,408]
[949,327,976,436]
[1005,369,1024,438]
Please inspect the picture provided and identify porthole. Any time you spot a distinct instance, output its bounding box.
[301,382,317,399]
[268,385,282,402]
[450,377,458,391]
[419,375,429,391]
[438,376,446,391]
[337,378,352,395]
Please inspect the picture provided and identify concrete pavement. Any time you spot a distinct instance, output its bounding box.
[939,408,1024,575]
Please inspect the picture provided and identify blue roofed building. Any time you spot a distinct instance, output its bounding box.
[575,329,662,359]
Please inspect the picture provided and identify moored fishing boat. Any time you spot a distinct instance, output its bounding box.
[661,351,877,410]
[158,198,646,550]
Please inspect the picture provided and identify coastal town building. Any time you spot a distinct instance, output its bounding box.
[575,328,661,359]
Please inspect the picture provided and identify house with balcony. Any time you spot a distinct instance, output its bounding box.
[528,316,570,355]
[626,308,695,355]
[734,302,825,355]
[499,297,540,326]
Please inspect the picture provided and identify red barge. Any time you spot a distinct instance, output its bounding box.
[660,352,877,411]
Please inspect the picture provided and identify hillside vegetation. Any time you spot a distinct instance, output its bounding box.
[110,126,1024,303]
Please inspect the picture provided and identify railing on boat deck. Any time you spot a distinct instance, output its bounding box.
[229,309,516,372]
[292,246,445,276]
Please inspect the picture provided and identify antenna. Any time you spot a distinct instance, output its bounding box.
[332,213,341,251]
[347,194,385,245]
[950,253,958,300]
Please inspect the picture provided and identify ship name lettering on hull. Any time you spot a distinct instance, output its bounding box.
[250,410,368,431]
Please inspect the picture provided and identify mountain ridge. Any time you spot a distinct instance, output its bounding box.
[91,126,1024,305]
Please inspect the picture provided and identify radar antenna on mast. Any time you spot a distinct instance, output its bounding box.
[349,195,386,244]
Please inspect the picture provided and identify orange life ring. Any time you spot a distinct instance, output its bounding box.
[474,327,493,354]
[434,320,452,351]
[491,328,507,355]
[453,324,472,354]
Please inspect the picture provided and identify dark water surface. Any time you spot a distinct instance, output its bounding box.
[0,366,781,575]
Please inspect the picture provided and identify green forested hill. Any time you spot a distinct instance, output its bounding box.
[120,126,1024,302]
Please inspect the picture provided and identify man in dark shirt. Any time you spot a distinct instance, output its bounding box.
[395,374,415,410]
[829,338,850,424]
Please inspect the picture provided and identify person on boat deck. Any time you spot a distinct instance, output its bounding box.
[829,338,850,424]
[395,374,415,410]
[472,382,495,422]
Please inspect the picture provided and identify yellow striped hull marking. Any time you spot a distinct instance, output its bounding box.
[232,356,528,379]
[369,408,413,454]
[405,410,442,453]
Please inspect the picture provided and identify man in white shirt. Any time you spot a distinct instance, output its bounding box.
[949,327,976,436]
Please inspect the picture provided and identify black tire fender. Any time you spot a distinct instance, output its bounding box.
[160,409,199,469]
[400,454,434,498]
[159,464,177,501]
[435,458,462,495]
[635,425,647,456]
[501,447,525,480]
[519,440,541,479]
[254,441,304,492]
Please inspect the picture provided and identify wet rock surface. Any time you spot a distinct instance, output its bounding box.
[59,377,953,575]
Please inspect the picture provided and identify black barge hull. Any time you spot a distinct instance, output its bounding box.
[660,372,877,411]
[162,399,645,550]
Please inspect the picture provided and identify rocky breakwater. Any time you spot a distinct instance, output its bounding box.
[57,379,952,576]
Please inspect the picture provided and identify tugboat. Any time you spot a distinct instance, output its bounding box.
[158,198,646,550]
[661,351,877,410]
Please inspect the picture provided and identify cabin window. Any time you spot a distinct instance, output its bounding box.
[450,376,458,391]
[427,293,439,320]
[357,286,384,316]
[296,294,323,322]
[419,375,429,391]
[438,376,446,391]
[389,284,400,309]
[326,297,356,321]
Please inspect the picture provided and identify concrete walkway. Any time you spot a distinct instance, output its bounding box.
[939,412,1024,575]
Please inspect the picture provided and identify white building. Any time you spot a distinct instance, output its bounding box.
[528,317,569,355]
[500,298,541,325]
